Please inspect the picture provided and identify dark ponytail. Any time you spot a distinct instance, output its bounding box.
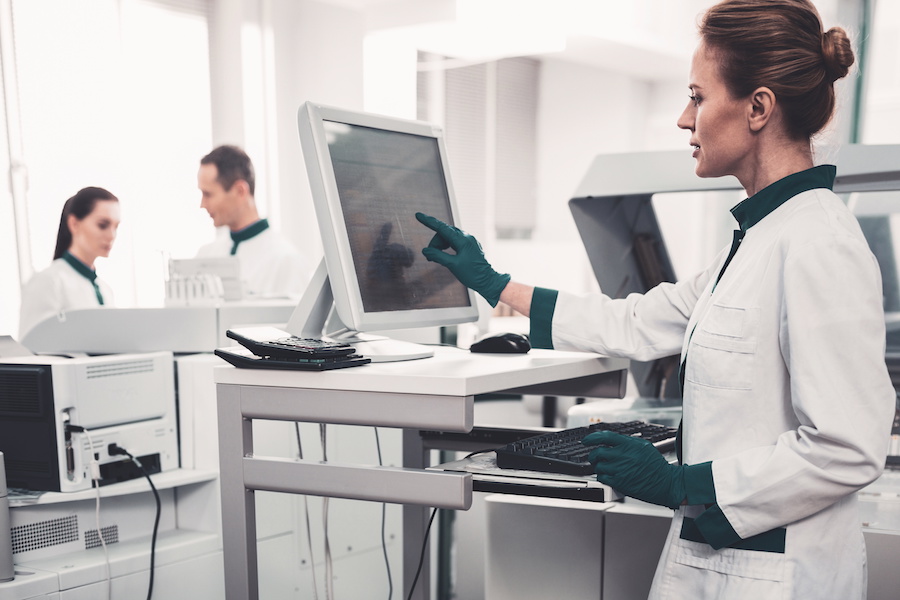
[53,187,119,260]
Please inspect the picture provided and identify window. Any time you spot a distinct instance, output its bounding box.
[1,0,212,336]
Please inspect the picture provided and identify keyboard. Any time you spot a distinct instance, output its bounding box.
[226,327,356,359]
[214,345,370,371]
[495,420,678,476]
[218,327,371,371]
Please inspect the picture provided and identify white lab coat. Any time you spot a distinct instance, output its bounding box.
[196,226,312,298]
[18,258,114,340]
[549,186,894,598]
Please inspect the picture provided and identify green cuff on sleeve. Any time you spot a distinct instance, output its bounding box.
[529,287,558,349]
[693,504,741,550]
[683,461,716,506]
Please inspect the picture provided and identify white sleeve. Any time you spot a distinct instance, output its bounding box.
[551,261,716,361]
[18,272,63,340]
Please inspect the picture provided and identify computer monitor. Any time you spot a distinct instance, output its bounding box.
[286,102,479,361]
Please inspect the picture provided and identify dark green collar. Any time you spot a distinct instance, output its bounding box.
[62,251,97,282]
[731,165,836,231]
[62,251,104,304]
[230,218,269,255]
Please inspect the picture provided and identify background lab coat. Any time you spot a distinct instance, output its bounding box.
[18,258,114,340]
[196,226,313,298]
[550,186,894,598]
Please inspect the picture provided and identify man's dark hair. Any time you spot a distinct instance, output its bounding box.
[200,145,255,196]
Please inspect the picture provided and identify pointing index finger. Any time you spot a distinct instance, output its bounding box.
[415,212,441,231]
[416,212,457,237]
[417,212,466,252]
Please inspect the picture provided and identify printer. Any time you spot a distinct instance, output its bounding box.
[0,351,178,492]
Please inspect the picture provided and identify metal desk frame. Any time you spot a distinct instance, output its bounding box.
[215,346,626,599]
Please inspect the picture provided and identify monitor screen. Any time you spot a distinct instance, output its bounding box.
[296,102,478,337]
[324,120,469,313]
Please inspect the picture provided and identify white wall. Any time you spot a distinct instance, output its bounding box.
[524,59,744,292]
[536,59,653,244]
[205,0,365,266]
[494,55,738,296]
[268,0,366,264]
[488,60,653,296]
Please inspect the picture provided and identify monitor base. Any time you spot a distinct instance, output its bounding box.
[286,261,436,362]
[333,333,434,363]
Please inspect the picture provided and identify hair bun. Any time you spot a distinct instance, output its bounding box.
[822,27,854,82]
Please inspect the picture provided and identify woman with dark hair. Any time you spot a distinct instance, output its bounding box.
[19,187,120,339]
[417,0,893,597]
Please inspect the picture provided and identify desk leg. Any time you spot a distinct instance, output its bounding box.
[217,384,259,600]
[402,429,430,600]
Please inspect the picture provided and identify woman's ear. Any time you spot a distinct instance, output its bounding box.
[67,213,80,237]
[749,86,776,132]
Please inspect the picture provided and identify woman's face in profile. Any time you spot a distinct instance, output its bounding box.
[68,200,121,262]
[677,42,753,180]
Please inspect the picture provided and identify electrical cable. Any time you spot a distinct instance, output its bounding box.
[109,444,160,600]
[94,480,111,600]
[406,507,439,600]
[374,427,393,599]
[320,424,334,600]
[323,497,333,600]
[463,448,496,460]
[294,422,320,600]
[74,426,111,600]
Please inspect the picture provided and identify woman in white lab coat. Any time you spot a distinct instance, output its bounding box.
[416,0,895,597]
[18,187,121,340]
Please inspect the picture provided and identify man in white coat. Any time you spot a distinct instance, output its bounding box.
[196,145,311,298]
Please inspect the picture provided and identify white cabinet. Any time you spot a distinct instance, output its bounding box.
[3,470,222,600]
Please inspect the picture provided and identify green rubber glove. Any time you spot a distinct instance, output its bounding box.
[416,212,511,307]
[582,430,686,509]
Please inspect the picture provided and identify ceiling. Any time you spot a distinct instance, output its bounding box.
[334,0,712,81]
[316,0,850,82]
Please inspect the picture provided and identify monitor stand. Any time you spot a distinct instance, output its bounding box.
[285,259,434,363]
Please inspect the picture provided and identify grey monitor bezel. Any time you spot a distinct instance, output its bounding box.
[296,101,479,334]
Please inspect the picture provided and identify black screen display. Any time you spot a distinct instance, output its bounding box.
[325,120,471,313]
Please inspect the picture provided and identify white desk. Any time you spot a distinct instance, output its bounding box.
[214,346,627,600]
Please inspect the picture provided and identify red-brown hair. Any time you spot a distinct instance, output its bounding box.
[700,0,854,140]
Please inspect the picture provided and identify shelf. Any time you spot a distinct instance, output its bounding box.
[9,468,218,507]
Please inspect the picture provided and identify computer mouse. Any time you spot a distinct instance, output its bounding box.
[469,332,531,354]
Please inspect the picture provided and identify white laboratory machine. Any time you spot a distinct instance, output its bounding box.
[0,352,179,493]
